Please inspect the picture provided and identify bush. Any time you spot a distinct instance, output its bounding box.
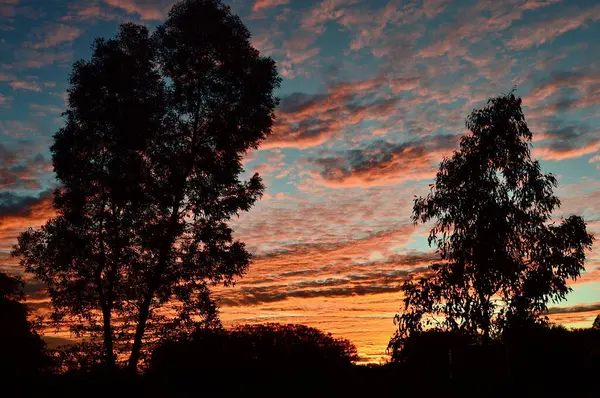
[149,323,358,375]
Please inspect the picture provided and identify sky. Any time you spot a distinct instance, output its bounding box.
[1,0,600,363]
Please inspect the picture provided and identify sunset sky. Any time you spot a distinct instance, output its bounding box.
[1,0,600,363]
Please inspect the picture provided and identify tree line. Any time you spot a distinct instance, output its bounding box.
[1,0,597,394]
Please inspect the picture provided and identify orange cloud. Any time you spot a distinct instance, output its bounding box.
[0,191,55,252]
[307,135,457,188]
[264,76,421,149]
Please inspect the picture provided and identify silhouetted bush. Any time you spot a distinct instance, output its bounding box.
[391,329,476,379]
[0,272,53,378]
[150,323,358,375]
[504,325,600,385]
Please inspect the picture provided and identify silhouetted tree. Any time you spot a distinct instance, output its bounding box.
[0,272,52,375]
[149,323,359,375]
[13,22,165,371]
[389,93,594,358]
[593,314,600,330]
[126,0,280,371]
[14,0,280,372]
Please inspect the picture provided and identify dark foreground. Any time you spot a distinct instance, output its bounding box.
[6,364,597,397]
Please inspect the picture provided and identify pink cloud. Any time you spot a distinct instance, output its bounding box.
[61,1,120,22]
[29,103,63,116]
[508,4,600,50]
[32,24,82,49]
[9,80,41,92]
[527,71,600,107]
[308,135,457,188]
[264,76,421,149]
[13,47,74,69]
[417,0,561,58]
[534,139,600,161]
[103,0,171,21]
[0,0,19,18]
[252,0,290,13]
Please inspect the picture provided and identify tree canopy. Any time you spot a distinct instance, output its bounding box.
[389,93,594,357]
[13,0,280,371]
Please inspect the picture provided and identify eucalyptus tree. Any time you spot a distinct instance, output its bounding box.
[389,93,594,358]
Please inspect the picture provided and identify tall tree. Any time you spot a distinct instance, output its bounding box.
[14,23,164,370]
[126,0,280,370]
[389,93,594,357]
[14,0,280,371]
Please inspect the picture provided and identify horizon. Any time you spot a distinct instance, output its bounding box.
[1,0,599,364]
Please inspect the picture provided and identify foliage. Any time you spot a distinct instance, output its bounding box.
[13,0,280,371]
[149,323,359,374]
[389,328,475,365]
[503,325,600,384]
[0,272,53,375]
[389,93,594,358]
[51,342,109,374]
[593,314,600,330]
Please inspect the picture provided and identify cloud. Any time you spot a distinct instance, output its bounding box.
[0,71,15,81]
[102,0,171,21]
[507,4,600,50]
[0,144,52,190]
[9,79,41,92]
[216,252,433,307]
[13,47,73,68]
[61,1,120,22]
[265,76,420,149]
[548,302,600,315]
[0,190,55,252]
[548,302,600,327]
[0,0,19,18]
[416,0,559,58]
[0,93,10,105]
[528,71,600,105]
[0,144,19,167]
[533,124,600,161]
[29,103,63,116]
[252,0,290,13]
[309,135,457,187]
[31,24,82,49]
[220,284,405,307]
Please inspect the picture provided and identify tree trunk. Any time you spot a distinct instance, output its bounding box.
[127,290,152,371]
[128,113,199,372]
[96,189,116,369]
[128,199,182,372]
[480,291,491,345]
[101,303,115,369]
